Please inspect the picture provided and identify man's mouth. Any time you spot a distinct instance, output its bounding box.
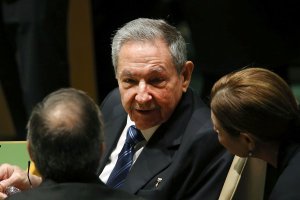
[136,109,154,113]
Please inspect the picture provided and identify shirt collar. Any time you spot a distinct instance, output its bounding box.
[127,116,160,141]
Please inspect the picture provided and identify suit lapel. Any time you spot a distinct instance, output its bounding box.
[122,89,195,193]
[122,141,174,193]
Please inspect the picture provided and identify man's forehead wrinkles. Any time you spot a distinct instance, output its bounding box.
[119,66,166,77]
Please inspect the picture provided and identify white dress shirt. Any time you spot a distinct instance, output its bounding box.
[100,115,159,183]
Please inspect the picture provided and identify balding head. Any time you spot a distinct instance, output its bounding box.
[27,88,104,182]
[37,96,85,137]
[47,103,81,131]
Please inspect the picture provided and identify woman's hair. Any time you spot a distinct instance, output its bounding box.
[111,18,187,75]
[210,67,299,142]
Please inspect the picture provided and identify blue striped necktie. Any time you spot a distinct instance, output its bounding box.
[106,125,145,188]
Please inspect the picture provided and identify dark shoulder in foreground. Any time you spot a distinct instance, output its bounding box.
[7,181,144,200]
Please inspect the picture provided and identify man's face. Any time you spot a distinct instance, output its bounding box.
[116,39,189,130]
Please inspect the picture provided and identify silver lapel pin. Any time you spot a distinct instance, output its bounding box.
[155,177,163,188]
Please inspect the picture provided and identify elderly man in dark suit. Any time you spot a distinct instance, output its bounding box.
[98,18,233,199]
[0,18,233,200]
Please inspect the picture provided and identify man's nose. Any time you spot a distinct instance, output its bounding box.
[135,81,152,102]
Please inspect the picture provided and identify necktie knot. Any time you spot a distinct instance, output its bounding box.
[126,125,144,146]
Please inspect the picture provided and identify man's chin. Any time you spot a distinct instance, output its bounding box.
[130,108,158,117]
[133,118,160,130]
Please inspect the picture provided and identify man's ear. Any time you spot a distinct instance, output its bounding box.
[27,142,35,162]
[240,132,256,152]
[181,61,194,92]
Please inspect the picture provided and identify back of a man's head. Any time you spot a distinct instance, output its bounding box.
[27,88,104,182]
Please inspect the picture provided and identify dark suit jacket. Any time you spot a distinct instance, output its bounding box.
[268,142,300,199]
[7,178,143,200]
[99,88,233,200]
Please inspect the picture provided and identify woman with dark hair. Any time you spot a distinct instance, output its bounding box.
[210,67,300,199]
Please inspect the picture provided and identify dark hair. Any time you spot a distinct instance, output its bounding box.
[210,67,299,142]
[27,88,104,182]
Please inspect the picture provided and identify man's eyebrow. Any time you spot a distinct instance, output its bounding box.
[149,66,166,73]
[119,70,132,77]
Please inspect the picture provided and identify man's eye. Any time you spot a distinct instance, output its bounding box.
[149,78,164,85]
[124,79,136,84]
